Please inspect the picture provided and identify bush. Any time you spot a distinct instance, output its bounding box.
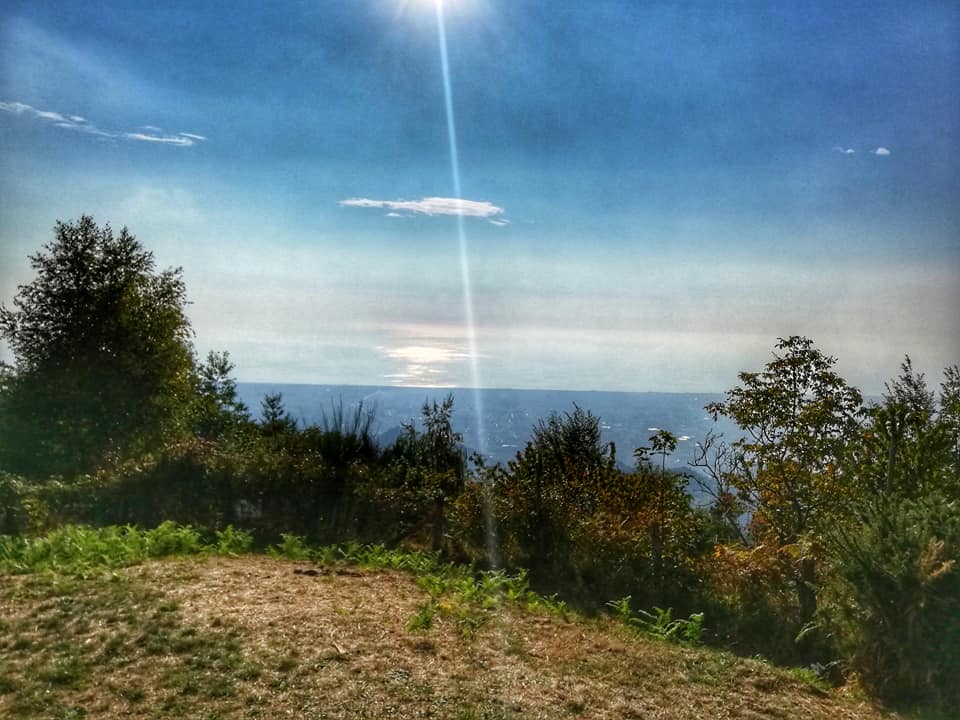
[823,492,960,707]
[0,472,39,534]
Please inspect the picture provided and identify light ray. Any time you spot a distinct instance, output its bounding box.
[434,0,485,453]
[434,0,500,567]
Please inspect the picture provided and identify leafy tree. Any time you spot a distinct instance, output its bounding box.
[0,216,196,476]
[702,336,865,625]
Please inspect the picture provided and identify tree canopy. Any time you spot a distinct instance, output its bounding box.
[0,216,196,476]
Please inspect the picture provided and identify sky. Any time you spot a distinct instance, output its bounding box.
[1,0,958,394]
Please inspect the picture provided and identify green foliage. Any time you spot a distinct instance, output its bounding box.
[704,336,864,546]
[0,522,211,575]
[607,597,705,645]
[700,336,865,633]
[823,491,960,706]
[0,472,41,534]
[259,392,298,436]
[406,601,436,631]
[0,216,196,476]
[376,395,466,550]
[491,404,618,575]
[631,606,705,645]
[269,533,311,560]
[214,525,253,555]
[849,358,960,500]
[192,351,250,440]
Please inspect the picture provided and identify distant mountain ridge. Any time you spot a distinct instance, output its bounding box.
[236,384,740,476]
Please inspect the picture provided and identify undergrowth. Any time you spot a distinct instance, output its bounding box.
[0,522,253,575]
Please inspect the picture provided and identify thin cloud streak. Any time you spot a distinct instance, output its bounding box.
[124,132,195,146]
[0,100,205,147]
[340,196,505,219]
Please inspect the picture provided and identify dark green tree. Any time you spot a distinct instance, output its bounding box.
[0,216,196,476]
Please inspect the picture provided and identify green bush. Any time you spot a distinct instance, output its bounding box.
[824,491,960,707]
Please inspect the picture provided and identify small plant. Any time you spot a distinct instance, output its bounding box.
[407,601,436,632]
[270,533,311,560]
[215,525,253,555]
[607,595,633,623]
[627,606,704,645]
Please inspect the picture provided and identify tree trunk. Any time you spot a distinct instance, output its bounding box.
[796,555,819,659]
[432,496,445,552]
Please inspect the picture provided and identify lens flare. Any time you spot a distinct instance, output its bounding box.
[433,0,500,568]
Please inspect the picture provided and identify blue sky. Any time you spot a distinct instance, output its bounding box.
[1,0,958,393]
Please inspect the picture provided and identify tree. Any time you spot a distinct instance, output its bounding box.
[850,357,958,498]
[635,430,687,584]
[701,336,864,625]
[259,392,298,437]
[193,350,250,439]
[498,404,617,572]
[0,216,196,476]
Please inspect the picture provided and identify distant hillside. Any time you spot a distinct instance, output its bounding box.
[236,384,739,475]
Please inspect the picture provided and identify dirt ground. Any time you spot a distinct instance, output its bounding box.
[0,556,899,719]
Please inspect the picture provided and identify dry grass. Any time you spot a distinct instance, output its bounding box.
[0,555,899,719]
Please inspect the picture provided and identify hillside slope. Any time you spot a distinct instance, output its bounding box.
[1,556,896,719]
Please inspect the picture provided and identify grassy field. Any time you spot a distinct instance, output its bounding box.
[0,533,900,720]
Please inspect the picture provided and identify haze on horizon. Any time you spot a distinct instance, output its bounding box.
[1,1,958,395]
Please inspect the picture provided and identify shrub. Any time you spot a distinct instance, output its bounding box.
[823,491,960,707]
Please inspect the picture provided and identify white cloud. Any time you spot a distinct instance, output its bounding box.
[340,196,505,219]
[0,101,32,114]
[125,132,196,146]
[34,110,67,122]
[873,147,891,156]
[0,99,205,148]
[832,146,855,154]
[489,218,510,227]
